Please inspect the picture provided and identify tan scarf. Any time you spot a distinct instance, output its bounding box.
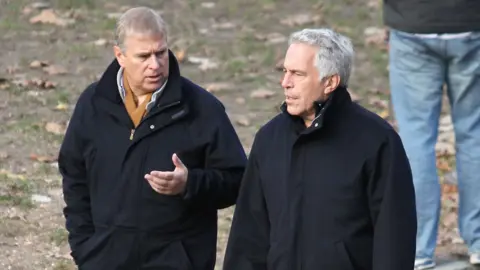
[123,75,153,128]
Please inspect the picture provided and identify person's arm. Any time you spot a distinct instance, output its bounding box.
[223,137,269,270]
[58,89,94,265]
[181,107,247,209]
[367,131,417,270]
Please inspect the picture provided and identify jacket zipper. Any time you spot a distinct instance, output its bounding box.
[130,129,135,140]
[128,100,181,141]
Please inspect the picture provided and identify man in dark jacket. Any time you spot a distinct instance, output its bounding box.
[384,1,480,269]
[58,6,247,270]
[222,28,417,270]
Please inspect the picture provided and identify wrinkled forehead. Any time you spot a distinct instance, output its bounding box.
[123,32,168,53]
[284,43,318,71]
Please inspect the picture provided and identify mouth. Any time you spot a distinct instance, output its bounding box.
[146,75,162,82]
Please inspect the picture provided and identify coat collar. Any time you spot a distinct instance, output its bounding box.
[94,49,184,108]
[281,86,352,135]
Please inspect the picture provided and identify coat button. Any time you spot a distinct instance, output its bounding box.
[150,125,155,129]
[314,123,319,127]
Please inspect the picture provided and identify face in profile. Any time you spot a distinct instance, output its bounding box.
[281,42,324,122]
[114,33,169,93]
[281,42,340,125]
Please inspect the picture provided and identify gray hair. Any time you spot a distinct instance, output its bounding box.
[288,28,354,87]
[115,7,168,51]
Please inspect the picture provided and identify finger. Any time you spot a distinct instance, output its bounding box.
[149,171,174,180]
[172,153,185,169]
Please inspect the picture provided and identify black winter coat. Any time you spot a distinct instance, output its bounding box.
[223,87,416,270]
[59,51,247,270]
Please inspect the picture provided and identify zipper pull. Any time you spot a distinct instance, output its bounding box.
[130,129,135,140]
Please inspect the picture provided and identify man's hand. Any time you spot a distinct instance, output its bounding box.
[145,153,188,195]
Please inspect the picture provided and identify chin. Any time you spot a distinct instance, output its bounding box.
[286,106,302,116]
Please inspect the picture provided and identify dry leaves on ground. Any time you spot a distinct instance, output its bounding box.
[250,89,275,99]
[205,82,235,93]
[29,9,75,27]
[280,14,322,27]
[187,56,219,71]
[45,122,66,135]
[30,154,58,163]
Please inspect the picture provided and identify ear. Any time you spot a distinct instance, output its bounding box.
[113,45,126,67]
[323,74,341,95]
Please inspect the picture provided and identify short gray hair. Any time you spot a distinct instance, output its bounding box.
[115,7,168,51]
[288,28,354,87]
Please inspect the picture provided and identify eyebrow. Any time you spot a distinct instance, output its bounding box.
[135,47,167,57]
[284,67,307,75]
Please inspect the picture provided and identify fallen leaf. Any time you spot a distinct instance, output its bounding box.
[205,82,234,93]
[106,13,122,19]
[0,151,9,160]
[280,14,321,27]
[212,22,236,30]
[174,49,186,63]
[377,110,389,119]
[93,39,108,46]
[45,122,66,135]
[31,2,51,10]
[187,56,219,71]
[30,60,49,68]
[368,97,389,109]
[250,89,275,99]
[43,65,68,75]
[11,77,56,89]
[0,82,10,90]
[54,102,69,111]
[255,33,287,45]
[29,9,75,27]
[30,154,58,163]
[235,97,246,105]
[235,116,251,127]
[22,6,34,15]
[201,2,216,8]
[31,194,52,204]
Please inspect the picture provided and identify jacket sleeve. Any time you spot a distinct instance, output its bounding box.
[182,107,247,209]
[58,90,94,264]
[368,131,417,270]
[222,135,269,270]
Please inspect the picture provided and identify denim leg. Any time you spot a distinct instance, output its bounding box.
[446,32,480,254]
[389,30,446,260]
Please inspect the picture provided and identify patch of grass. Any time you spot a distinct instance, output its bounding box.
[52,259,75,270]
[0,218,28,237]
[50,227,69,246]
[53,0,95,9]
[0,173,34,209]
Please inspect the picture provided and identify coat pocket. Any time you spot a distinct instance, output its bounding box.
[335,241,355,270]
[74,227,113,266]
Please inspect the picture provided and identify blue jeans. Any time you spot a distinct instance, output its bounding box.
[389,29,480,260]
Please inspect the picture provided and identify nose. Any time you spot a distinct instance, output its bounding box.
[281,72,293,89]
[148,54,160,70]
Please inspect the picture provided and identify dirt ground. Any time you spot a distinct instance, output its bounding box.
[0,0,465,269]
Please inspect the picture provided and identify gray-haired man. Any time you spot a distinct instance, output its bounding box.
[59,6,246,269]
[223,28,417,270]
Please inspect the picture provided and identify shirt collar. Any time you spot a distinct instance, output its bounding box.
[116,67,168,111]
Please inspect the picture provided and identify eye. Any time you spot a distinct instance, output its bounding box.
[156,50,166,57]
